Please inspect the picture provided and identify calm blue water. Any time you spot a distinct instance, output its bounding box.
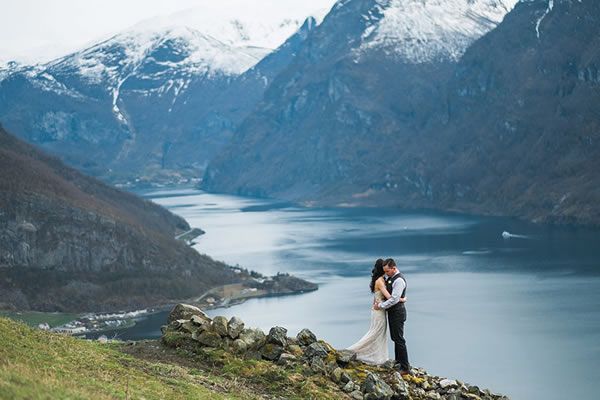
[115,188,600,400]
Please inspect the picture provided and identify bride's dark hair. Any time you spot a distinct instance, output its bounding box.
[369,258,385,293]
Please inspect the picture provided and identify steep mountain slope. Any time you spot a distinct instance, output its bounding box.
[202,0,600,226]
[0,125,238,312]
[410,0,600,225]
[202,0,517,197]
[0,5,329,185]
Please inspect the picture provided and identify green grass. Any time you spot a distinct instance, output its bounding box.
[0,317,349,400]
[0,317,237,399]
[198,349,343,399]
[0,311,79,328]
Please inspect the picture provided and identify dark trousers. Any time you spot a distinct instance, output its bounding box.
[388,308,409,370]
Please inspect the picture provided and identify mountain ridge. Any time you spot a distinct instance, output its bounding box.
[201,0,512,196]
[201,0,600,226]
[0,7,328,185]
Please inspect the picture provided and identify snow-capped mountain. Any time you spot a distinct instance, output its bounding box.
[0,2,331,184]
[40,26,266,125]
[202,0,518,197]
[354,0,518,63]
[0,0,336,67]
[204,0,600,226]
[132,1,332,51]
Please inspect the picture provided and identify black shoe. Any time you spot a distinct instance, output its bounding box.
[393,364,411,375]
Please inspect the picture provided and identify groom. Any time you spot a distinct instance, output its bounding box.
[374,258,410,374]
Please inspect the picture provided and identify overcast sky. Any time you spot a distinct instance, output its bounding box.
[0,0,335,65]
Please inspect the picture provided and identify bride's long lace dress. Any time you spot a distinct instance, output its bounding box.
[346,290,388,366]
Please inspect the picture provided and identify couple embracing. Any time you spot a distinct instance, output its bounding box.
[347,258,411,375]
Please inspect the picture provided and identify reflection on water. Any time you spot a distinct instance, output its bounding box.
[122,188,600,400]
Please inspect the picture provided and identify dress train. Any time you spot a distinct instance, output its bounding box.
[346,290,388,366]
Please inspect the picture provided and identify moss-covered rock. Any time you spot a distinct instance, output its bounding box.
[212,315,229,336]
[276,352,298,367]
[337,349,358,365]
[161,331,189,348]
[239,327,267,351]
[342,380,356,393]
[390,371,410,400]
[296,328,317,346]
[332,366,344,383]
[361,372,394,400]
[287,344,303,357]
[304,342,329,359]
[228,316,245,339]
[196,330,223,347]
[266,326,288,347]
[310,356,327,375]
[159,306,510,400]
[262,343,285,361]
[232,338,247,354]
[179,320,199,335]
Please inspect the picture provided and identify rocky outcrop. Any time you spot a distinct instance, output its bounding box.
[167,304,210,325]
[162,304,510,400]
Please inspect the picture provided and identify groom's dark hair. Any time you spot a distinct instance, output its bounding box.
[384,258,396,268]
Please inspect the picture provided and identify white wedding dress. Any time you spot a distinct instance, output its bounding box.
[346,290,388,366]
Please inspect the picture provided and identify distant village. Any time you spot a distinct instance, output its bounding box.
[32,270,316,343]
[37,309,151,342]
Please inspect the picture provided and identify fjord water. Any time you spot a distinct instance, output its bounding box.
[143,188,599,400]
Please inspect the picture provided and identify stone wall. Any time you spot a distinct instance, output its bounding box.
[162,304,510,400]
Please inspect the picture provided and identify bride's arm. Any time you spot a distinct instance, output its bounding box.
[377,277,407,302]
[376,277,392,299]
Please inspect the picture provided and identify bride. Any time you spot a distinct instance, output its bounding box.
[346,258,407,366]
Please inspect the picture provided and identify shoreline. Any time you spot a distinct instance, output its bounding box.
[133,183,600,229]
[1,273,318,336]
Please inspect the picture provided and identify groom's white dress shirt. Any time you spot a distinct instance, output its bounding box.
[378,271,405,309]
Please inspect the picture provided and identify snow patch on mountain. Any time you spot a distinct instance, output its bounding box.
[1,0,336,85]
[11,65,85,99]
[356,0,518,63]
[134,0,334,51]
[36,26,269,120]
[536,0,554,39]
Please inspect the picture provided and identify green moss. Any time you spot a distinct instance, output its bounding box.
[406,375,425,385]
[344,363,390,386]
[263,343,276,353]
[324,352,337,364]
[161,332,189,348]
[317,340,334,351]
[287,344,303,357]
[207,349,231,365]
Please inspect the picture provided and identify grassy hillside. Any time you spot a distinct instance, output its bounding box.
[0,311,79,328]
[0,317,247,399]
[0,318,343,399]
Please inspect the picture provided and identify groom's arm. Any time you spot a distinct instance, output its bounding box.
[377,278,405,309]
